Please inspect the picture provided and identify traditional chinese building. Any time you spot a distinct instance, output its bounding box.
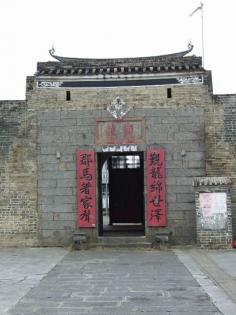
[0,44,235,247]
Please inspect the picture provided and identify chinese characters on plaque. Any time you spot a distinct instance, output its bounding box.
[77,150,96,228]
[146,148,167,227]
[96,119,144,145]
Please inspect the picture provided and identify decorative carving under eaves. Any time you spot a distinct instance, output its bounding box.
[193,177,232,187]
[38,81,63,88]
[177,76,203,85]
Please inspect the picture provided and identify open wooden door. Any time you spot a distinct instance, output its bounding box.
[109,154,144,224]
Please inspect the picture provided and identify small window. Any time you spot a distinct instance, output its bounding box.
[66,91,71,101]
[167,88,172,98]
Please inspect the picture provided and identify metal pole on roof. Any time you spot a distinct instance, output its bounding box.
[190,2,205,68]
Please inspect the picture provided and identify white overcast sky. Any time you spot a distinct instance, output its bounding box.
[0,0,235,100]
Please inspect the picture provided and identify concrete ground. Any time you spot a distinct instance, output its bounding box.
[0,247,235,315]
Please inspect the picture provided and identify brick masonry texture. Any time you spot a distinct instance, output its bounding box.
[0,101,38,246]
[34,86,206,245]
[1,68,236,246]
[206,95,236,240]
[195,184,232,249]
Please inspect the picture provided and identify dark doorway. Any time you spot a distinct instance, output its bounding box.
[98,152,145,236]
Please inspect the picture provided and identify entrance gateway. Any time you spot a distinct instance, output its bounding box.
[76,146,167,238]
[98,152,145,236]
[75,102,167,240]
[2,44,235,248]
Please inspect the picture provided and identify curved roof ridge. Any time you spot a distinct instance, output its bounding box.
[48,44,194,66]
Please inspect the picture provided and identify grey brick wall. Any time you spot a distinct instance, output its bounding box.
[0,101,38,246]
[206,95,236,240]
[0,65,235,247]
[2,87,234,247]
[28,72,210,245]
[194,181,232,249]
[38,106,205,245]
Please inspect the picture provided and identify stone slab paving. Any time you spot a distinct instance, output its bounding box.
[176,249,236,315]
[207,250,236,278]
[0,248,67,315]
[7,249,220,315]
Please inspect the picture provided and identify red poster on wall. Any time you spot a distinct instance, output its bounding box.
[76,150,96,228]
[146,148,167,227]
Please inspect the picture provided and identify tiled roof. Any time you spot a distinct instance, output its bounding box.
[37,56,203,76]
[36,45,203,76]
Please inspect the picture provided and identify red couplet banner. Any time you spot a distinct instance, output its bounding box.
[146,148,167,227]
[76,150,96,228]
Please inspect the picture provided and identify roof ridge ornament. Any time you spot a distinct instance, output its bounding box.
[49,45,55,56]
[107,97,131,120]
[188,41,193,51]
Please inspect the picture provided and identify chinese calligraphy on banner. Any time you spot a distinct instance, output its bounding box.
[76,150,96,228]
[146,148,167,227]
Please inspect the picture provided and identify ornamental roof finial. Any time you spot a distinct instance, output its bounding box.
[49,45,55,57]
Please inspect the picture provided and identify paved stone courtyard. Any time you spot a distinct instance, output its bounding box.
[6,249,220,315]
